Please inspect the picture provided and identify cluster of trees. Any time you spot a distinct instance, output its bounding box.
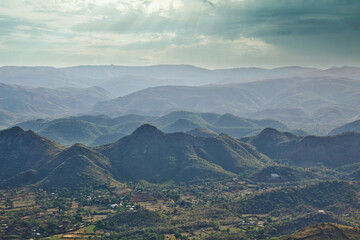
[236,181,359,214]
[96,209,164,230]
[5,198,13,208]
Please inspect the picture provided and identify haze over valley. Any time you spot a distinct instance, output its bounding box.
[1,65,360,135]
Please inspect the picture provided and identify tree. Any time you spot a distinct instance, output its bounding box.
[5,198,13,209]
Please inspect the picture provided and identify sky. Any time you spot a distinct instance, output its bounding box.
[0,0,360,69]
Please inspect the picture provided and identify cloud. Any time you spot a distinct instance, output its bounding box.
[0,0,359,68]
[71,0,360,38]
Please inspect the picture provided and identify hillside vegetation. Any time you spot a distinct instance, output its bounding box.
[245,128,360,169]
[278,223,360,240]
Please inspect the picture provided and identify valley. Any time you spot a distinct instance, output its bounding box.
[0,67,359,239]
[1,1,360,239]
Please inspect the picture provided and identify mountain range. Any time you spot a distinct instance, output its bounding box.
[1,65,360,134]
[3,65,359,96]
[0,82,113,128]
[91,76,360,133]
[243,128,360,171]
[16,111,288,146]
[0,124,271,189]
[1,123,360,190]
[0,65,320,96]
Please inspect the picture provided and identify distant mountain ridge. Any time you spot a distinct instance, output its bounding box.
[91,76,360,133]
[329,119,360,135]
[3,65,359,95]
[6,65,359,91]
[0,82,113,127]
[1,65,359,133]
[16,111,288,146]
[0,65,320,96]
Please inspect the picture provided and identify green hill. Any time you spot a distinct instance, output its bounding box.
[0,124,272,188]
[38,119,112,145]
[246,128,360,168]
[234,181,360,215]
[0,127,117,190]
[96,124,270,183]
[0,127,63,183]
[3,124,356,191]
[38,144,116,190]
[16,115,144,146]
[242,128,300,157]
[37,147,114,190]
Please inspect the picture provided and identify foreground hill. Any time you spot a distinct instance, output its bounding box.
[36,144,116,190]
[91,76,360,133]
[244,128,360,169]
[0,127,63,183]
[0,127,115,189]
[0,124,272,188]
[2,123,358,188]
[329,119,360,135]
[96,124,270,182]
[3,124,358,189]
[16,111,287,146]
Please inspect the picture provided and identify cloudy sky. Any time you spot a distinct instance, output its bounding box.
[0,0,359,68]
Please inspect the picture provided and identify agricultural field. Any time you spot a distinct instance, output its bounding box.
[1,178,359,239]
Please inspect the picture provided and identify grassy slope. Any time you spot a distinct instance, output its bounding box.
[277,223,360,240]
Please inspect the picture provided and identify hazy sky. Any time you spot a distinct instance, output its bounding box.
[0,0,359,68]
